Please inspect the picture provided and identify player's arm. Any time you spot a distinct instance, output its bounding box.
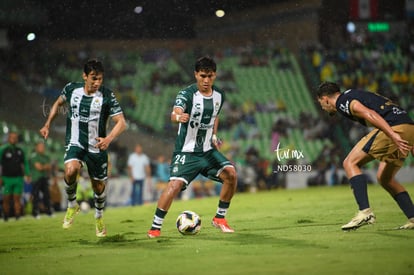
[350,100,412,155]
[211,116,222,148]
[171,106,189,123]
[95,113,127,151]
[40,96,65,139]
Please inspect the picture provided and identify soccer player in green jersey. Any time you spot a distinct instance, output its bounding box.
[147,56,238,238]
[40,59,126,237]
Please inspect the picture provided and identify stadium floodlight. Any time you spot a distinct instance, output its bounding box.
[346,22,356,33]
[215,9,225,18]
[26,33,36,41]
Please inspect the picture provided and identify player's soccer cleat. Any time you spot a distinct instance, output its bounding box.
[62,205,80,229]
[147,229,161,238]
[211,217,234,233]
[397,218,414,229]
[95,217,107,237]
[341,208,376,231]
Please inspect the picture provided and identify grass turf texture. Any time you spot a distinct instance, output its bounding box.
[1,184,414,275]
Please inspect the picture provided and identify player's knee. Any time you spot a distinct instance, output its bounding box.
[222,166,237,184]
[64,165,80,181]
[342,157,350,170]
[166,180,184,194]
[92,180,106,194]
[342,157,355,175]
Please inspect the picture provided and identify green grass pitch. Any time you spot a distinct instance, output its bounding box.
[1,184,414,274]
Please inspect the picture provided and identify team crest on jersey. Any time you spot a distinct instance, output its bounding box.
[92,98,102,109]
[172,165,179,173]
[215,102,220,111]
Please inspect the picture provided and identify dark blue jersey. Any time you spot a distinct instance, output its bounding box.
[336,89,413,127]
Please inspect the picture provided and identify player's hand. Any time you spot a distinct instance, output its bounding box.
[176,113,190,123]
[212,134,223,149]
[392,133,412,157]
[39,126,49,139]
[95,137,110,151]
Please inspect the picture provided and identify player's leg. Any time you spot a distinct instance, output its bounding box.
[62,146,84,229]
[341,142,376,230]
[343,146,374,210]
[87,151,109,237]
[377,162,414,229]
[157,179,185,210]
[211,165,237,233]
[218,166,237,202]
[148,152,198,238]
[204,150,237,232]
[90,178,107,237]
[64,161,82,207]
[147,179,185,238]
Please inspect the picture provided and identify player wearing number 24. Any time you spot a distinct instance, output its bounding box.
[147,56,238,238]
[316,81,414,230]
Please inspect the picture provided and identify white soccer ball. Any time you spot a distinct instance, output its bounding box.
[80,201,91,213]
[176,210,202,235]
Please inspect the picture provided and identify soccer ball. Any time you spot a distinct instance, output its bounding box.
[176,210,202,235]
[80,201,90,213]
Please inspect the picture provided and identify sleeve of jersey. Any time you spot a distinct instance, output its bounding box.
[217,89,225,114]
[174,90,188,110]
[60,83,72,101]
[109,92,123,116]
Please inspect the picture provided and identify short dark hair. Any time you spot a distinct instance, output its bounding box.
[195,56,216,72]
[84,59,104,75]
[316,81,340,98]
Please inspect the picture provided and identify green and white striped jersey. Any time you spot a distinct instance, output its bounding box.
[61,82,123,153]
[174,84,225,153]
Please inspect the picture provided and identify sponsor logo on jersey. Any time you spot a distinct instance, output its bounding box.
[198,123,213,130]
[192,112,201,119]
[339,100,350,115]
[79,116,89,123]
[392,107,406,115]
